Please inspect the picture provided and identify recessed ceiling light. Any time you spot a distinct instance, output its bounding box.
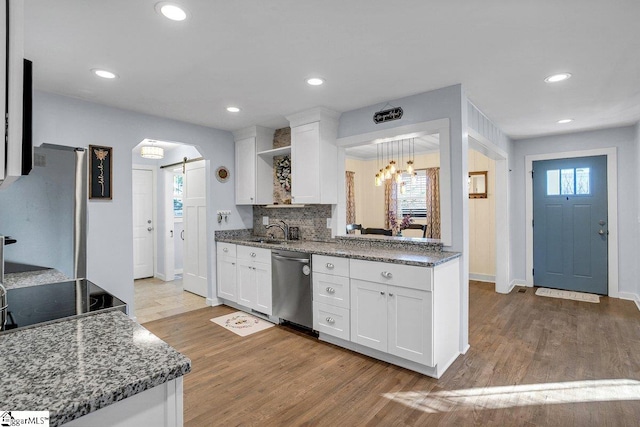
[155,2,188,21]
[557,118,573,124]
[226,106,241,113]
[544,73,572,83]
[91,69,118,79]
[306,77,324,86]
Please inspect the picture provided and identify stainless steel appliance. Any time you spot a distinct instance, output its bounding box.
[0,278,126,333]
[272,249,313,330]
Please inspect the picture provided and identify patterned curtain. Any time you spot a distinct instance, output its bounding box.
[425,167,441,239]
[384,178,397,229]
[345,171,356,228]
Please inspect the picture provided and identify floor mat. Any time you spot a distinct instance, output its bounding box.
[211,311,275,336]
[535,287,600,303]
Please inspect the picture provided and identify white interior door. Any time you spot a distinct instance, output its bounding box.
[183,160,207,297]
[133,168,154,279]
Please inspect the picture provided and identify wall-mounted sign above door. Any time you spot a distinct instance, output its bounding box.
[373,106,403,124]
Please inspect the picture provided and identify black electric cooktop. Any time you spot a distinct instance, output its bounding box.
[1,279,127,332]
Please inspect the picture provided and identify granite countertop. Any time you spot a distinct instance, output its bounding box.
[216,237,460,267]
[0,310,191,427]
[3,268,70,290]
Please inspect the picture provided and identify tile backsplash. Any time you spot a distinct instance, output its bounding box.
[253,204,332,241]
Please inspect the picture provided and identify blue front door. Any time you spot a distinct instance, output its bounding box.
[533,156,608,294]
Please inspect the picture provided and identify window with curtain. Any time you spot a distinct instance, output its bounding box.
[397,170,427,217]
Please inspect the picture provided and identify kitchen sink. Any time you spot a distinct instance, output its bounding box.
[247,238,286,245]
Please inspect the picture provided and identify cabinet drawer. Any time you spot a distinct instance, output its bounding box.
[350,259,432,291]
[216,242,237,257]
[312,254,349,277]
[237,245,271,264]
[313,302,350,341]
[313,273,350,309]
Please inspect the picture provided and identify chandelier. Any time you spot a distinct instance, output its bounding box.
[374,138,417,192]
[140,141,164,159]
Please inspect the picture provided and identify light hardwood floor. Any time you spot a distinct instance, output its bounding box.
[134,276,207,324]
[143,281,640,426]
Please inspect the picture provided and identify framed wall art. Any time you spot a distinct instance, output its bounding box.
[89,145,113,199]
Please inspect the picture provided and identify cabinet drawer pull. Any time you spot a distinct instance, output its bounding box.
[381,271,393,279]
[326,317,335,324]
[250,252,256,257]
[326,263,334,269]
[223,247,228,253]
[326,287,335,294]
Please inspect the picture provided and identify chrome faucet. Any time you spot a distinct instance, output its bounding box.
[265,220,289,240]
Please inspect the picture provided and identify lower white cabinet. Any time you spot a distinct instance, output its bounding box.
[351,279,433,366]
[313,302,350,341]
[216,243,237,302]
[236,246,272,315]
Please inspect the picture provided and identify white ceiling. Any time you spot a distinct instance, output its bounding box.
[24,1,640,139]
[345,135,439,160]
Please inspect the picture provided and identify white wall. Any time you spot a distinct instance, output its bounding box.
[636,122,640,304]
[33,91,251,316]
[337,84,470,352]
[468,150,496,280]
[510,125,637,295]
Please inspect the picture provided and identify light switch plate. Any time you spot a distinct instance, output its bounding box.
[326,218,331,228]
[263,216,269,225]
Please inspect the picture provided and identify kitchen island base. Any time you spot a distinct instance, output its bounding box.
[62,378,183,427]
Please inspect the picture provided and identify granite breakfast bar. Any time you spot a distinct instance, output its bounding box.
[0,310,191,427]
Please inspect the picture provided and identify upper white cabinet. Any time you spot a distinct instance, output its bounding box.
[287,108,340,204]
[1,0,25,187]
[233,126,275,205]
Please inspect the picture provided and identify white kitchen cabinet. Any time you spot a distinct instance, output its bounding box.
[235,245,272,315]
[216,243,237,302]
[350,259,452,368]
[312,254,351,339]
[234,137,256,205]
[351,279,432,365]
[233,126,275,205]
[287,108,340,204]
[0,0,26,187]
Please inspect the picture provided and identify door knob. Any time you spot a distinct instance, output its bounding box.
[147,227,154,232]
[147,220,152,224]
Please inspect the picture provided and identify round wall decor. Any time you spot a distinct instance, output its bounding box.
[216,166,230,183]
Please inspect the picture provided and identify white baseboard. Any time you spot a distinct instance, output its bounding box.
[175,269,183,275]
[617,292,640,312]
[469,273,496,283]
[206,297,222,307]
[154,273,166,281]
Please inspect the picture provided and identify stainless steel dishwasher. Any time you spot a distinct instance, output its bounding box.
[271,249,313,330]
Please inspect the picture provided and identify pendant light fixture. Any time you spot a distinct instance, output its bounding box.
[374,144,382,186]
[394,139,403,184]
[406,138,414,174]
[140,140,164,159]
[384,143,392,180]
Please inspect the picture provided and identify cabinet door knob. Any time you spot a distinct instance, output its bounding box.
[231,263,235,266]
[326,287,335,294]
[326,317,335,324]
[381,271,393,279]
[326,263,334,269]
[389,293,394,297]
[380,291,385,296]
[223,247,228,253]
[251,252,256,257]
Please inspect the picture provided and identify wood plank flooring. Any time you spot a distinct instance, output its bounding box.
[134,277,206,324]
[143,282,640,426]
